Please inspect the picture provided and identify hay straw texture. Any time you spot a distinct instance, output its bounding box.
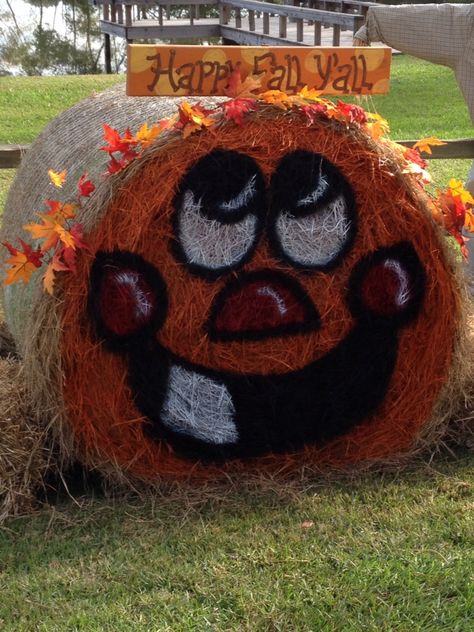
[0,357,48,523]
[1,86,473,484]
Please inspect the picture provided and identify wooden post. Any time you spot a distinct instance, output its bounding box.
[248,10,255,31]
[105,33,112,73]
[236,8,242,28]
[263,12,270,35]
[125,4,133,27]
[296,18,304,42]
[314,22,321,45]
[333,24,341,45]
[279,15,287,39]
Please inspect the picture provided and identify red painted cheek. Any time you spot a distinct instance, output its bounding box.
[359,258,413,317]
[98,268,157,336]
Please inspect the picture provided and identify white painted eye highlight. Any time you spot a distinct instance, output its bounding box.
[177,189,258,272]
[275,195,352,268]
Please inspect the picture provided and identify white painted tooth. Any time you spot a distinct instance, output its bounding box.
[160,364,238,445]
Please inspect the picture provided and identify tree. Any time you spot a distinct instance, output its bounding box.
[0,0,119,75]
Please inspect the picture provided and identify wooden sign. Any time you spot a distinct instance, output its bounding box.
[127,45,391,97]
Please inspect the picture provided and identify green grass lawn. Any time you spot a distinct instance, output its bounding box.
[0,58,473,631]
[1,457,473,631]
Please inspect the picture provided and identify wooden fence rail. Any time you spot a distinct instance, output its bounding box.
[2,139,474,169]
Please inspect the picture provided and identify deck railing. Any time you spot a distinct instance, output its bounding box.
[91,0,370,45]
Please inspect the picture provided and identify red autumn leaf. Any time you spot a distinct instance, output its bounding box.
[403,147,427,170]
[3,239,43,286]
[222,98,259,125]
[301,103,328,125]
[336,101,368,125]
[78,174,95,198]
[107,155,128,175]
[101,124,137,155]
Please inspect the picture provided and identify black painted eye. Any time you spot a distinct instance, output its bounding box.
[172,150,265,277]
[268,151,356,270]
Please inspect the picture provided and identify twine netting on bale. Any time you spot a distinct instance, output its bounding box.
[0,357,49,523]
[1,86,473,486]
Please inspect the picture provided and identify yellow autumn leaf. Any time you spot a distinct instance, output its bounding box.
[48,169,67,188]
[448,179,474,206]
[297,86,323,102]
[412,137,447,155]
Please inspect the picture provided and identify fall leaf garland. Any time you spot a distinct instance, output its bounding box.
[3,169,92,294]
[3,73,473,294]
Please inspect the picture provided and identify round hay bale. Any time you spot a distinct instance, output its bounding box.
[1,87,473,482]
[0,357,48,522]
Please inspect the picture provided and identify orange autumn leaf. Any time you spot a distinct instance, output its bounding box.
[23,215,63,252]
[43,262,56,295]
[176,102,215,139]
[133,122,163,147]
[412,137,447,155]
[48,169,67,188]
[464,208,474,232]
[224,69,262,99]
[43,200,78,220]
[55,224,77,249]
[258,90,294,110]
[3,239,43,286]
[42,248,70,295]
[365,113,390,140]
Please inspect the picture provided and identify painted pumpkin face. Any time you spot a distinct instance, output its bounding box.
[61,116,459,477]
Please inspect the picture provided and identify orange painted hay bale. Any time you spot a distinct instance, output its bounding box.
[1,87,473,485]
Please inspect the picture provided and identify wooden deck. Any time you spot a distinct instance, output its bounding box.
[94,0,371,46]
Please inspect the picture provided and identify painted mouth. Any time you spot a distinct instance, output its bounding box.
[128,322,399,461]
